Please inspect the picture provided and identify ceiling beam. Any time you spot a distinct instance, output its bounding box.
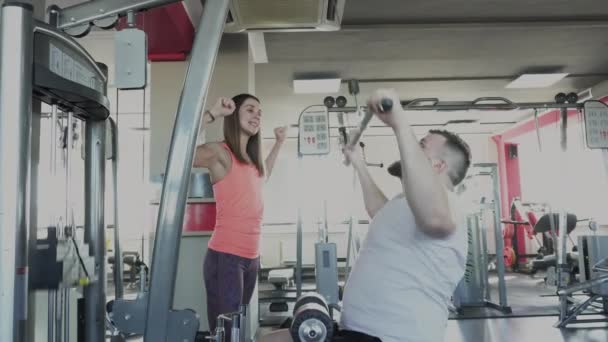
[248,32,268,64]
[341,74,608,84]
[341,18,608,31]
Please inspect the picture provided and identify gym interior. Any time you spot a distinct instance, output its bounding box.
[2,0,608,341]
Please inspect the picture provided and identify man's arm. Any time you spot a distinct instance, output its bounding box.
[369,90,456,238]
[344,144,388,218]
[265,126,287,179]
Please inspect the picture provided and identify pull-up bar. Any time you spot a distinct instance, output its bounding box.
[346,96,600,148]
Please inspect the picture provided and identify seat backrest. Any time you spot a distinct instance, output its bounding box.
[534,213,577,234]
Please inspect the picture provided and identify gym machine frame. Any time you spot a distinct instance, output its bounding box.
[0,0,232,341]
[452,163,511,315]
[552,101,608,328]
[343,93,608,318]
[1,3,111,341]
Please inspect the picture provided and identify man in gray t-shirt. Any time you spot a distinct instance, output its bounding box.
[338,90,472,342]
[260,89,472,342]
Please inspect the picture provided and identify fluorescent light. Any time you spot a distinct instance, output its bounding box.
[293,78,341,94]
[506,73,568,89]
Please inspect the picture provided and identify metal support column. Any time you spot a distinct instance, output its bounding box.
[488,164,509,309]
[84,121,107,342]
[143,0,229,340]
[109,118,124,300]
[27,96,42,342]
[296,203,303,298]
[557,108,569,320]
[0,3,34,342]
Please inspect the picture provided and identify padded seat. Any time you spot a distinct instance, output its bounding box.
[534,213,577,234]
[268,268,294,287]
[531,253,579,270]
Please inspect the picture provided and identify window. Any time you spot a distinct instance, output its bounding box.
[514,114,608,224]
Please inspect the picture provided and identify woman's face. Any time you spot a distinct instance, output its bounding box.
[238,98,262,136]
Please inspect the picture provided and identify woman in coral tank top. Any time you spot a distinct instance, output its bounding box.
[193,94,285,338]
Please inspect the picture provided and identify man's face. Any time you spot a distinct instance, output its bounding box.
[419,133,448,174]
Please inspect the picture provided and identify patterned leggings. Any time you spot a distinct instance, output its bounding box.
[203,248,259,340]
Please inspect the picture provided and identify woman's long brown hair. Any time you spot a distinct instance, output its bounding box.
[223,94,265,176]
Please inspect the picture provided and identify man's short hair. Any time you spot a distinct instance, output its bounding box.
[428,129,472,186]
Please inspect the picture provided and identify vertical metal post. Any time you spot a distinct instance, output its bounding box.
[65,112,73,237]
[62,112,74,342]
[48,105,58,342]
[26,77,42,342]
[84,121,106,342]
[110,118,124,299]
[0,3,34,342]
[345,168,357,281]
[557,108,569,317]
[56,290,63,342]
[143,0,229,340]
[296,203,303,298]
[490,164,508,308]
[479,212,491,302]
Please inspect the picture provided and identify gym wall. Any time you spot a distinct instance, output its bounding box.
[149,34,252,179]
[513,114,608,236]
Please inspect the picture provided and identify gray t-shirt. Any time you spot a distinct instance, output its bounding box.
[340,191,467,342]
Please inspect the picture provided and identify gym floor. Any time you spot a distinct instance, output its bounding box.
[257,271,608,341]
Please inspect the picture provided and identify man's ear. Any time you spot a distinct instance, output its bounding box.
[430,158,447,172]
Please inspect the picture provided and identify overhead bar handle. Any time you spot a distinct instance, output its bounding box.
[472,97,515,105]
[404,98,439,108]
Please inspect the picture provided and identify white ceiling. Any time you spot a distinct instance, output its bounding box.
[39,0,608,136]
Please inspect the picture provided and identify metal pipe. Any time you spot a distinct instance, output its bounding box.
[479,214,491,302]
[65,112,73,238]
[55,290,63,342]
[296,195,303,298]
[144,1,229,340]
[48,291,55,342]
[340,20,608,32]
[340,73,608,83]
[239,304,248,342]
[27,85,42,342]
[557,276,608,296]
[560,108,568,152]
[56,0,181,30]
[84,120,107,342]
[557,108,570,319]
[327,101,586,114]
[556,294,600,328]
[534,109,542,152]
[488,164,509,308]
[0,3,34,341]
[230,313,240,342]
[110,119,124,299]
[63,289,69,342]
[51,105,58,181]
[347,109,373,148]
[323,200,329,243]
[48,105,58,342]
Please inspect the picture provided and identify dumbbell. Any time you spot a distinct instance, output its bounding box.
[291,294,333,342]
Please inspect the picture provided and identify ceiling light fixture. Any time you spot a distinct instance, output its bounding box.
[506,73,569,89]
[293,78,341,94]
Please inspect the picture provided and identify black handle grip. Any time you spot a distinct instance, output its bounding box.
[379,99,393,113]
[339,127,347,144]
